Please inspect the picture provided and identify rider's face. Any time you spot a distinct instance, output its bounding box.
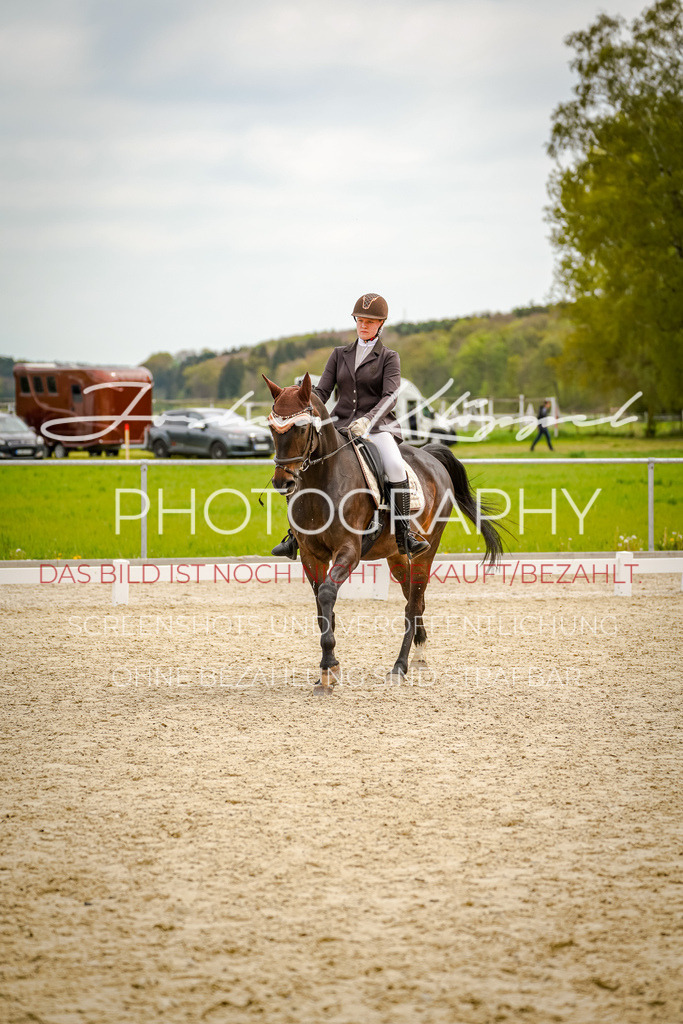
[355,316,384,341]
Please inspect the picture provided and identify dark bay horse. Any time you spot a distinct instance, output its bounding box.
[265,373,503,692]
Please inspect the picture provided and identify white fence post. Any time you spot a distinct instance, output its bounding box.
[648,459,655,552]
[141,461,148,560]
[112,559,130,605]
[339,560,390,600]
[614,550,632,597]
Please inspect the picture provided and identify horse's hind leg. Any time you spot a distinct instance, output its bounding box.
[387,557,431,681]
[410,585,429,669]
[409,552,433,668]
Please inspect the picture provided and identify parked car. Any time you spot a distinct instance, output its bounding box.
[0,412,45,459]
[146,408,275,458]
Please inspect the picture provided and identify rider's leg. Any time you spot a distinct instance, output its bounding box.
[271,497,298,559]
[368,430,429,557]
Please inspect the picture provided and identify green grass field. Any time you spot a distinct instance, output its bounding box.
[1,430,681,559]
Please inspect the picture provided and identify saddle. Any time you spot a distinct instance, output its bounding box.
[349,436,425,512]
[352,436,389,503]
[348,436,426,556]
[349,437,389,555]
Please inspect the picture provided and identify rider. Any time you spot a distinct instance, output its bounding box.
[271,292,430,559]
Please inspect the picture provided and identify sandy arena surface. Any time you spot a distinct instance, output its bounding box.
[1,572,682,1024]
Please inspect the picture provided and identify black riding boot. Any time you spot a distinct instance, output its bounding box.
[389,479,430,557]
[271,528,298,560]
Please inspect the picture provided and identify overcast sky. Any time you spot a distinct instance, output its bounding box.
[1,0,646,365]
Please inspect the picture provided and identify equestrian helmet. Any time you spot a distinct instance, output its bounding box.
[352,293,388,320]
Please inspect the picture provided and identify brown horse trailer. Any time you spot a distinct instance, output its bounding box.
[13,363,153,457]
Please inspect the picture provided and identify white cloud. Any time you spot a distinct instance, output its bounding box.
[0,0,649,362]
[0,19,91,90]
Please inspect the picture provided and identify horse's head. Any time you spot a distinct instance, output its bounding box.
[264,372,322,494]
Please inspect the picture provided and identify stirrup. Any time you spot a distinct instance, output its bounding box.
[271,530,298,560]
[405,531,430,557]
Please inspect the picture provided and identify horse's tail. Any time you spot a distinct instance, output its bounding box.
[423,443,504,566]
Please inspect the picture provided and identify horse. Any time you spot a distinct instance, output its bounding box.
[264,372,503,693]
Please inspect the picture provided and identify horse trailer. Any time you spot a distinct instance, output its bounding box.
[13,363,153,457]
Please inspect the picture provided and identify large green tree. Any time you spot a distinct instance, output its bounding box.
[547,0,683,428]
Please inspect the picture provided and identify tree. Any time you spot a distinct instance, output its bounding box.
[218,359,246,400]
[182,358,222,398]
[546,0,683,430]
[142,352,177,399]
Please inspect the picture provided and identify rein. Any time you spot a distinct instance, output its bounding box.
[299,433,356,472]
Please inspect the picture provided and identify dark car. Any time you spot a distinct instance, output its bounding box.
[146,408,274,459]
[0,412,44,459]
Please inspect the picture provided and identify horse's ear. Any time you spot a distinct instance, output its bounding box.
[263,374,283,400]
[298,372,312,404]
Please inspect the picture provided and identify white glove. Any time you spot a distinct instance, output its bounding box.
[348,417,371,438]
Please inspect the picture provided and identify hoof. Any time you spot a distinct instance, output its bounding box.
[314,664,341,694]
[313,683,336,696]
[410,642,429,669]
[386,668,406,685]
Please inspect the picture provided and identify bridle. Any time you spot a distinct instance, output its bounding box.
[268,404,321,473]
[268,403,356,474]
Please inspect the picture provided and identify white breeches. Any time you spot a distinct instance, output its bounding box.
[367,430,405,482]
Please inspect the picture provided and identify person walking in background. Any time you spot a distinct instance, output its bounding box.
[530,399,554,451]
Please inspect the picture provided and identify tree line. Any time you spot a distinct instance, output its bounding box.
[138,304,639,413]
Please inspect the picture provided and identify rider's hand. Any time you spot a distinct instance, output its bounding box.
[348,417,371,438]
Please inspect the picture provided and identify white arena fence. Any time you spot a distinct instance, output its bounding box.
[1,458,681,603]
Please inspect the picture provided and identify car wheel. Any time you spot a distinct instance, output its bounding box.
[153,438,169,458]
[53,443,68,459]
[210,441,229,459]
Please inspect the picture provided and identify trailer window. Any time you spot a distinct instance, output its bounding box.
[71,384,82,401]
[19,376,30,394]
[33,376,44,393]
[47,376,57,394]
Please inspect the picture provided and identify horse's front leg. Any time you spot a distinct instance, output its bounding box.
[300,551,341,693]
[312,542,360,693]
